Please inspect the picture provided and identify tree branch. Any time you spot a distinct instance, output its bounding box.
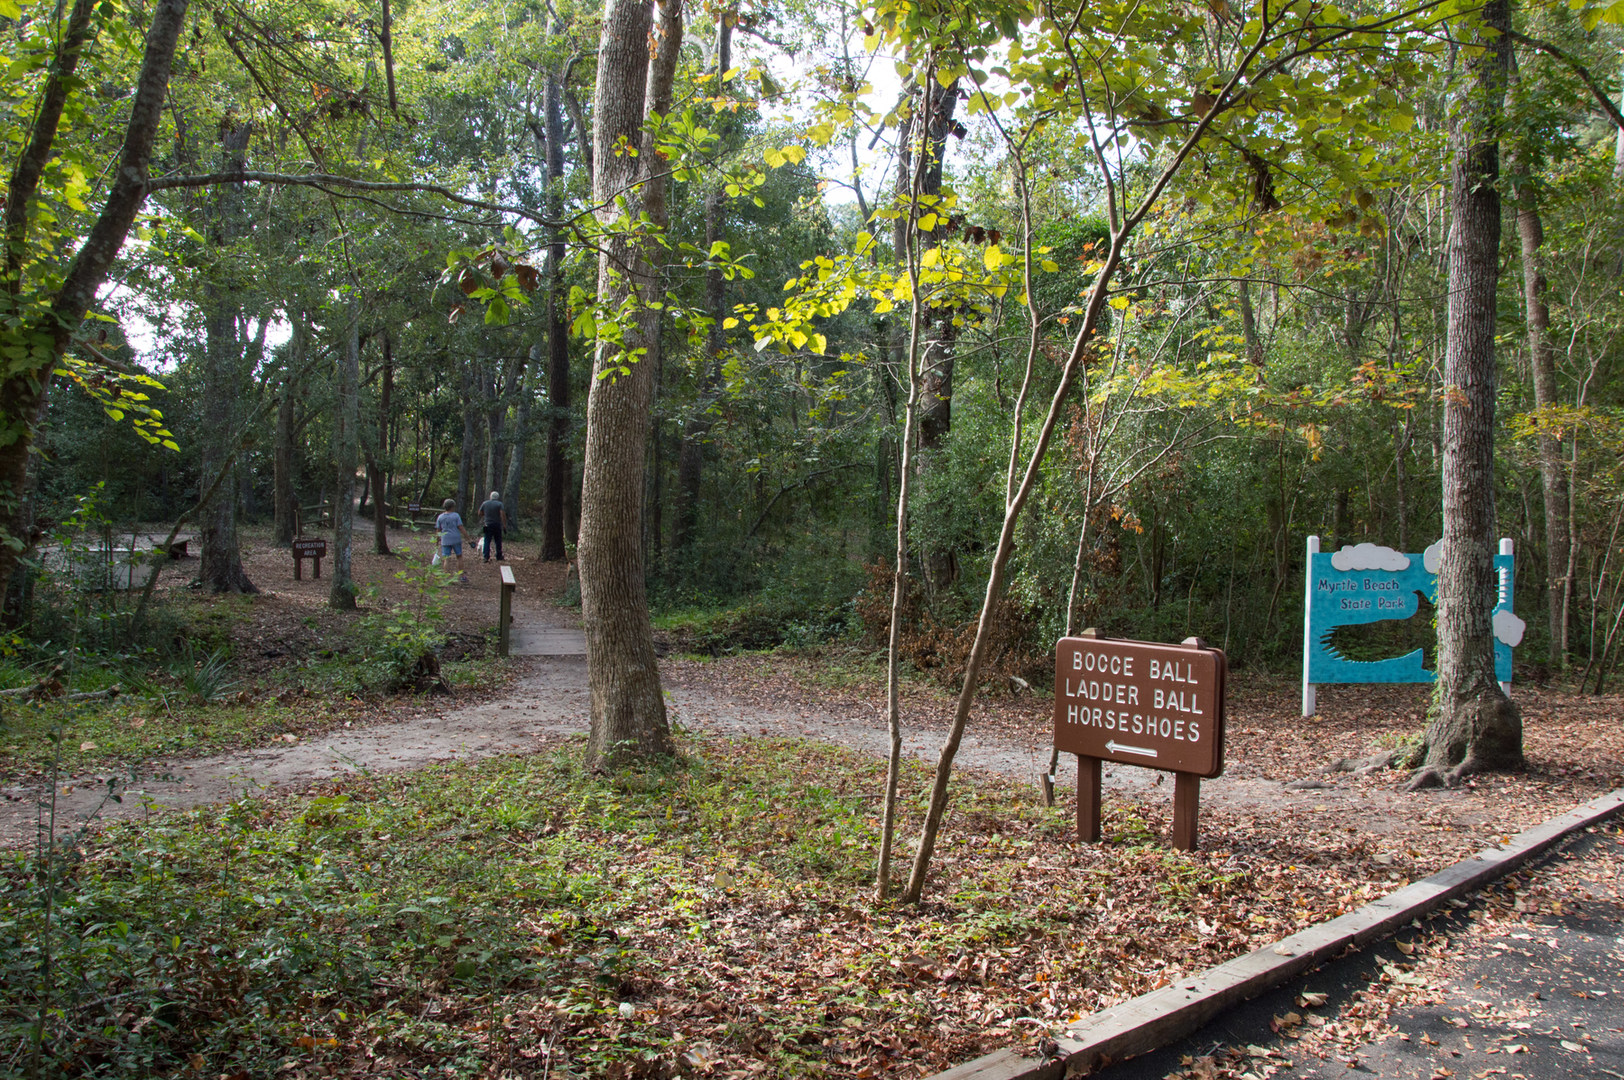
[142,170,568,227]
[1511,30,1624,133]
[4,0,100,286]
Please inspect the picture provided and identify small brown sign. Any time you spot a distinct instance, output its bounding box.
[292,538,327,580]
[1054,635,1226,778]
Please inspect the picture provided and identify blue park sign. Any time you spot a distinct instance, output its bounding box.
[1300,537,1523,716]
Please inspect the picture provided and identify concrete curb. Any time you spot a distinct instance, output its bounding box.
[930,787,1624,1080]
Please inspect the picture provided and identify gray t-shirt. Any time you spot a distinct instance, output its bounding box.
[479,499,505,527]
[436,511,464,544]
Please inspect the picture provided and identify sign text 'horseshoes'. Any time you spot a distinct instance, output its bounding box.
[1054,631,1228,851]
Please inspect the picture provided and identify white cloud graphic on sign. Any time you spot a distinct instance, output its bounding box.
[1423,541,1442,575]
[1330,543,1410,572]
[1493,609,1526,647]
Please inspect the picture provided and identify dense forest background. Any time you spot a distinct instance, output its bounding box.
[10,0,1624,687]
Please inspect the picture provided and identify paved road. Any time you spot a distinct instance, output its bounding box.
[1090,824,1624,1080]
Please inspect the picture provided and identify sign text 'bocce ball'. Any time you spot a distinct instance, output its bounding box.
[1053,636,1226,778]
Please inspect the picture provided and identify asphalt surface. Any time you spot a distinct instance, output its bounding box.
[1088,823,1624,1080]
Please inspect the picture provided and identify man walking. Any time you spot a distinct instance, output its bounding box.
[479,490,509,562]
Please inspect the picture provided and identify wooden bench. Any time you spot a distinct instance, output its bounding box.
[498,565,516,657]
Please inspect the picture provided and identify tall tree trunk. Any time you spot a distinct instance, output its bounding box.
[505,344,538,531]
[330,312,361,609]
[674,13,733,556]
[1510,149,1572,663]
[876,213,928,899]
[458,363,478,518]
[1394,415,1410,552]
[485,354,523,502]
[1411,0,1523,787]
[910,79,959,599]
[198,120,257,593]
[366,331,393,554]
[579,0,682,770]
[273,317,305,545]
[540,73,571,561]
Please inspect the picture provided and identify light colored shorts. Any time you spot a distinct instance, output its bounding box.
[441,541,463,556]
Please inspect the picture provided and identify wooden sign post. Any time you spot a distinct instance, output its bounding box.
[292,538,327,580]
[1053,630,1227,851]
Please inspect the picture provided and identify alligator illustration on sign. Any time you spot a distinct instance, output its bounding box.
[1302,539,1522,710]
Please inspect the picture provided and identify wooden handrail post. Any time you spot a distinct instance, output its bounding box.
[499,565,516,657]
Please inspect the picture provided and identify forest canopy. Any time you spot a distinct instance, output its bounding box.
[5,0,1624,690]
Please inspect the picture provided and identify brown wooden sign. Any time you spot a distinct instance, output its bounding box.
[292,538,327,581]
[1054,632,1228,852]
[1054,635,1226,778]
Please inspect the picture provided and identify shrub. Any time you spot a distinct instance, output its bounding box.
[357,552,457,692]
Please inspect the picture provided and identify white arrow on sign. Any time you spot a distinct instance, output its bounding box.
[1105,740,1158,759]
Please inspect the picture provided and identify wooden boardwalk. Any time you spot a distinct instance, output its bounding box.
[508,625,586,656]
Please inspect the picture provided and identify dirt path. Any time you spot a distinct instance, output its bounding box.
[2,581,1515,847]
[662,681,1493,838]
[0,583,583,845]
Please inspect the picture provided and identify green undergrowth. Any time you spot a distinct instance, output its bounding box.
[0,652,500,777]
[0,733,1159,1079]
[651,593,853,656]
[0,694,304,777]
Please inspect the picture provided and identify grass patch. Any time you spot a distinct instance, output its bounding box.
[0,690,306,777]
[0,731,1380,1079]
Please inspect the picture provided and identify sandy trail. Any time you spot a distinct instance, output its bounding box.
[2,587,1497,847]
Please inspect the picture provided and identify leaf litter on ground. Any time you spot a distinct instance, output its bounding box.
[6,685,1622,1080]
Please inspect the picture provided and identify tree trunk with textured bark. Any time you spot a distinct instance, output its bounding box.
[484,354,522,507]
[457,362,479,519]
[674,14,732,557]
[578,0,683,770]
[540,73,572,561]
[273,315,307,545]
[1411,0,1524,787]
[193,124,258,593]
[1510,146,1572,663]
[330,313,360,609]
[366,331,393,554]
[505,346,537,531]
[909,79,959,599]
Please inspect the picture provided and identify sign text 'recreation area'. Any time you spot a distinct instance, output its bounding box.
[1053,636,1226,778]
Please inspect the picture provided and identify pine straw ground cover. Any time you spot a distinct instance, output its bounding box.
[5,711,1619,1080]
